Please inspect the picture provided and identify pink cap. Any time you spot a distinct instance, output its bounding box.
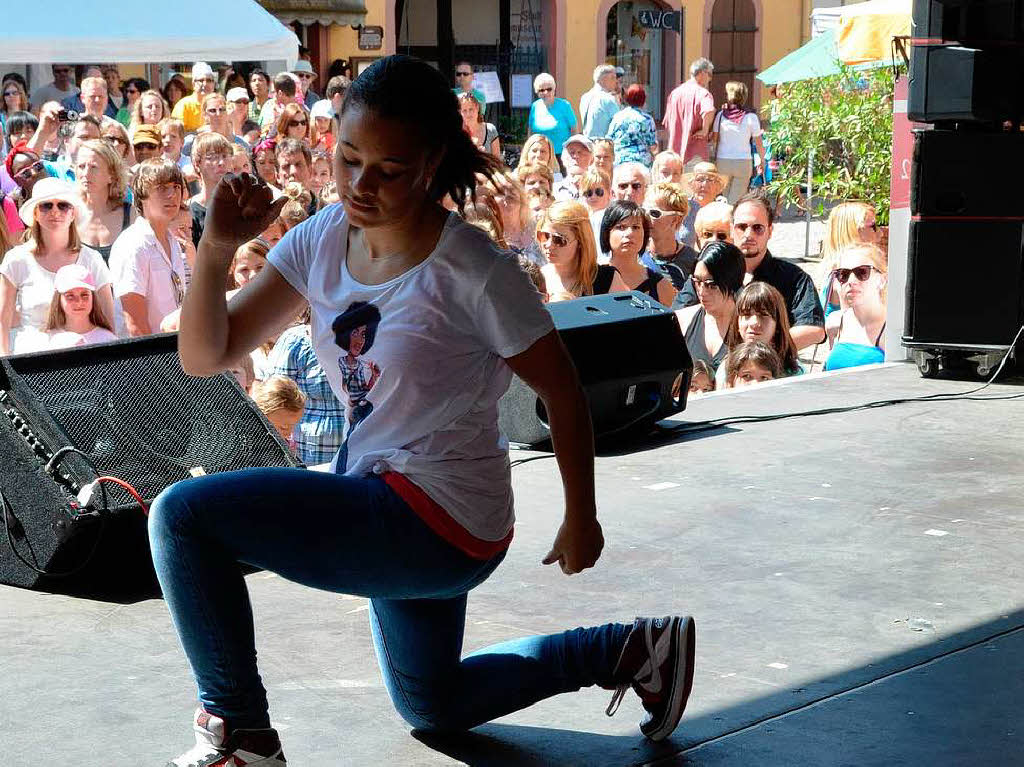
[53,263,95,293]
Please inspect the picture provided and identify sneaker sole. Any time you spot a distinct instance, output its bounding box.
[642,615,695,741]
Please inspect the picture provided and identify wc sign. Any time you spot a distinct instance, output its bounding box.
[637,9,681,32]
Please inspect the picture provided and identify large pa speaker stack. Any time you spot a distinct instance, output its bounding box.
[499,292,692,446]
[0,334,299,596]
[904,1,1024,375]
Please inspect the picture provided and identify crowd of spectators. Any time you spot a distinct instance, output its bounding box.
[0,54,888,463]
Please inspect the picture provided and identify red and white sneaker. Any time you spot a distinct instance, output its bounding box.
[167,708,287,766]
[605,615,696,741]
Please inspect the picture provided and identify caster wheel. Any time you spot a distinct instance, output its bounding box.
[917,357,939,378]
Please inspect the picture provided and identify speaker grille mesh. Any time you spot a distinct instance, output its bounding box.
[15,348,294,505]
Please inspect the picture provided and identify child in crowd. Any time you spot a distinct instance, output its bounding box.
[240,119,262,147]
[229,238,268,291]
[230,144,252,175]
[689,360,715,395]
[724,341,783,389]
[44,264,117,349]
[310,149,332,196]
[158,118,189,171]
[310,101,336,155]
[187,132,232,247]
[651,150,684,185]
[251,375,306,454]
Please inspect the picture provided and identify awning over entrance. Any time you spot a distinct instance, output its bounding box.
[258,0,367,26]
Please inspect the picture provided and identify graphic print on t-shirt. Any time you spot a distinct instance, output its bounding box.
[332,301,382,472]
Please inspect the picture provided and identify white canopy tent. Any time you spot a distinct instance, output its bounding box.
[0,0,299,63]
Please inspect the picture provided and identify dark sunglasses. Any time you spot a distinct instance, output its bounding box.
[134,142,159,151]
[3,90,19,97]
[39,201,74,213]
[617,182,643,191]
[832,265,877,284]
[13,161,44,180]
[734,222,766,235]
[537,87,553,93]
[700,230,729,241]
[692,277,718,291]
[582,188,605,198]
[455,71,472,77]
[536,230,572,248]
[206,107,227,115]
[289,119,308,127]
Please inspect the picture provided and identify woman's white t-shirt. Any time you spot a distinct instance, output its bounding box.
[268,205,555,541]
[715,112,763,160]
[0,243,112,354]
[47,327,118,349]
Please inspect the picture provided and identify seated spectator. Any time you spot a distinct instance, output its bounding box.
[724,340,783,388]
[536,199,626,300]
[651,150,684,184]
[824,243,887,371]
[276,138,317,216]
[5,142,47,215]
[692,200,733,250]
[101,120,135,166]
[187,132,232,247]
[674,240,746,375]
[44,263,118,348]
[266,314,347,467]
[309,100,336,155]
[516,133,561,181]
[553,134,592,201]
[820,201,880,316]
[75,138,135,263]
[599,200,675,306]
[1,178,114,354]
[607,84,658,168]
[109,158,187,337]
[458,92,500,157]
[592,137,614,176]
[611,161,649,205]
[310,149,331,196]
[251,375,306,452]
[515,161,553,197]
[643,181,698,289]
[128,89,169,138]
[579,166,611,246]
[719,281,801,387]
[689,359,714,395]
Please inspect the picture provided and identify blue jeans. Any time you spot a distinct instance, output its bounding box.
[148,468,632,731]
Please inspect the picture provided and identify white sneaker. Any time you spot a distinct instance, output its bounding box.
[167,708,287,766]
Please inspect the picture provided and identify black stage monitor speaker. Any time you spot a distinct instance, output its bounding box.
[904,219,1024,346]
[498,292,692,446]
[0,334,299,593]
[911,129,1024,218]
[907,44,1022,124]
[913,0,1024,44]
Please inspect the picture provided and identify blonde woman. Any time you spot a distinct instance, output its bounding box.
[536,199,627,300]
[643,181,697,289]
[129,89,171,137]
[824,243,887,371]
[820,202,879,315]
[516,133,561,180]
[578,166,610,246]
[709,81,764,203]
[0,178,114,354]
[75,138,135,263]
[101,120,135,166]
[485,173,537,258]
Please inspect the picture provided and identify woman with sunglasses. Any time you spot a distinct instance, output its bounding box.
[600,200,676,307]
[819,202,879,318]
[578,167,610,246]
[101,121,135,167]
[643,181,698,290]
[116,78,150,129]
[824,243,887,371]
[75,139,135,264]
[537,199,625,301]
[0,178,114,355]
[527,73,577,161]
[1,81,29,148]
[275,103,309,144]
[673,240,746,375]
[5,142,48,223]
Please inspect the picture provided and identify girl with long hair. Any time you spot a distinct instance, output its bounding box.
[721,281,801,386]
[43,263,117,348]
[536,199,625,301]
[516,133,561,180]
[156,55,694,765]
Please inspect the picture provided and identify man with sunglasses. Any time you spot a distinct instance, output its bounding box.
[172,62,218,134]
[672,191,825,349]
[30,64,79,112]
[452,61,486,112]
[611,162,649,205]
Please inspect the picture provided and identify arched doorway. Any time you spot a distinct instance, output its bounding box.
[708,0,759,108]
[605,0,680,121]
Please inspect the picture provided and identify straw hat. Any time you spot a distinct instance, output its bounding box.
[682,162,729,195]
[18,177,80,227]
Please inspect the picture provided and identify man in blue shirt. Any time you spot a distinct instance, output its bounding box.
[579,64,620,139]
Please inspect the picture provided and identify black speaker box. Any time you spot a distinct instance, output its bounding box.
[498,292,692,446]
[908,44,1023,124]
[913,0,1024,44]
[904,220,1024,346]
[911,129,1024,217]
[0,334,299,595]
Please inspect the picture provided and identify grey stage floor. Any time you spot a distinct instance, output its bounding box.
[3,362,1024,766]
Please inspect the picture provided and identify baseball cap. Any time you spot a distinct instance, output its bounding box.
[54,263,96,293]
[310,99,334,120]
[563,134,593,152]
[226,87,250,103]
[191,62,215,81]
[132,124,162,146]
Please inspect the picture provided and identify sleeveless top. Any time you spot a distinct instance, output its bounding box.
[824,314,886,371]
[684,307,728,372]
[631,267,665,302]
[483,123,499,152]
[592,264,619,295]
[87,202,133,264]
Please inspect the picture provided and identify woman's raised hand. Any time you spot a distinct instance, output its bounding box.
[202,172,287,250]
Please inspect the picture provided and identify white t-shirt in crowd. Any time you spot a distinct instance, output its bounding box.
[109,217,186,334]
[30,82,79,111]
[0,243,111,354]
[268,205,555,541]
[714,111,763,160]
[47,327,118,349]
